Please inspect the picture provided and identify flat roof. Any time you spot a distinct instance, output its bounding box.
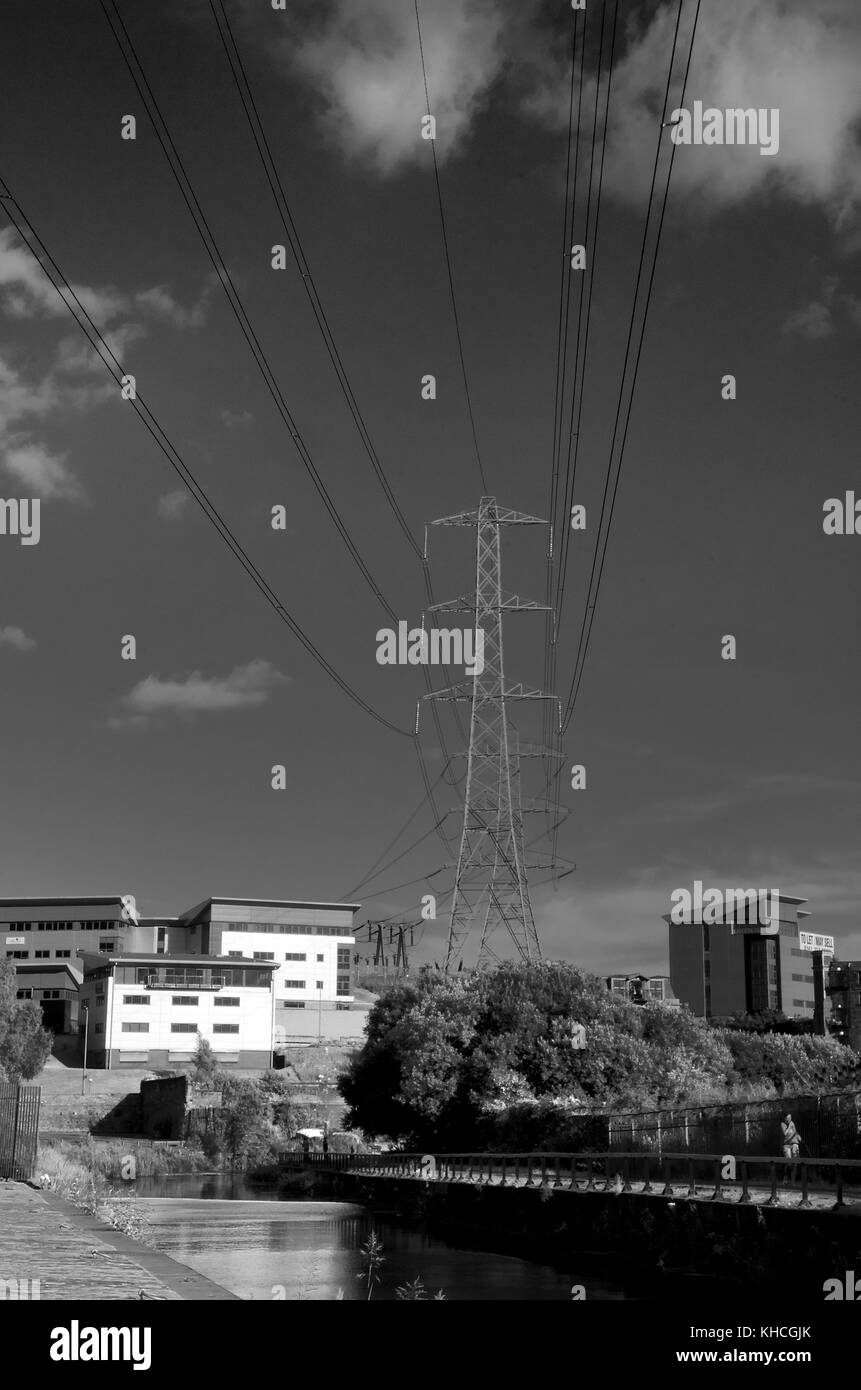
[178,896,361,923]
[79,952,280,968]
[14,961,82,984]
[0,895,129,907]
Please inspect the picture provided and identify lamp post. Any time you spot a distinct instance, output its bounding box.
[80,1001,89,1096]
[317,982,323,1043]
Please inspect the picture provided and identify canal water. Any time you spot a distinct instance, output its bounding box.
[130,1173,627,1300]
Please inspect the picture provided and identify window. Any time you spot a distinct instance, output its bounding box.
[122,1022,149,1033]
[213,1024,239,1034]
[95,1023,104,1035]
[283,980,305,989]
[316,954,324,962]
[35,950,49,959]
[56,950,71,959]
[282,1002,305,1009]
[98,942,115,953]
[42,990,60,1000]
[316,981,324,991]
[16,989,32,999]
[791,973,804,982]
[336,978,350,996]
[792,999,806,1008]
[6,951,28,959]
[284,952,306,962]
[123,995,149,1005]
[171,996,199,1006]
[336,1003,351,1011]
[228,951,244,959]
[253,952,274,962]
[214,996,240,1007]
[171,1024,197,1034]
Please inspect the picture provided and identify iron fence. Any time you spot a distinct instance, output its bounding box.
[0,1083,41,1180]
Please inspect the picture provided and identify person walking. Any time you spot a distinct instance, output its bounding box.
[781,1112,801,1183]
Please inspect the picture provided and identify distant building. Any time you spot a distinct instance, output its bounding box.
[2,892,365,1060]
[666,892,830,1028]
[826,960,861,1051]
[606,974,678,1006]
[78,952,278,1069]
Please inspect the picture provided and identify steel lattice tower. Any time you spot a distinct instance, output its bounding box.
[420,497,561,972]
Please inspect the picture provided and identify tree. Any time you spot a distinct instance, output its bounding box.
[0,959,53,1082]
[220,1077,272,1167]
[190,1032,221,1090]
[0,1003,53,1082]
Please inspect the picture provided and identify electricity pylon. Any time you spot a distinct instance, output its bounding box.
[419,496,562,972]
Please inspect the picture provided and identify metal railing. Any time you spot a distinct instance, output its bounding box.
[301,1149,861,1210]
[0,1083,41,1180]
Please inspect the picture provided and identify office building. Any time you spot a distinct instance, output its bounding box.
[826,960,861,1052]
[2,891,364,1060]
[78,952,278,1069]
[666,891,831,1027]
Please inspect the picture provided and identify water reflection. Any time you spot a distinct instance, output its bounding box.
[132,1174,625,1301]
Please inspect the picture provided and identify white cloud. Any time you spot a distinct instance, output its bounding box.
[119,660,290,719]
[783,300,835,339]
[2,441,83,501]
[156,488,191,522]
[281,0,509,175]
[0,625,36,652]
[275,0,861,225]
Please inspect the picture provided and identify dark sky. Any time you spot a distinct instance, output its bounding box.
[1,0,859,975]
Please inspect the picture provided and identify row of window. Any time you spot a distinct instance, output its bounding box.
[225,950,327,963]
[120,994,241,1007]
[215,923,352,936]
[16,989,67,1000]
[791,973,815,984]
[1,921,124,931]
[117,1023,240,1034]
[7,947,112,960]
[791,999,815,1010]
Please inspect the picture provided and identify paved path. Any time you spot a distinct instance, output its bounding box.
[0,1182,238,1300]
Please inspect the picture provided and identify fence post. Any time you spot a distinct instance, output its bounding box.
[832,1161,845,1212]
[739,1161,752,1204]
[764,1161,779,1207]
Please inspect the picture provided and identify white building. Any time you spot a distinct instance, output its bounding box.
[169,897,365,1043]
[79,952,278,1069]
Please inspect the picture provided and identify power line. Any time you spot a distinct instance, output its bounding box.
[102,0,399,624]
[414,0,487,492]
[543,4,588,759]
[562,0,700,731]
[209,0,422,562]
[208,0,468,785]
[0,178,412,738]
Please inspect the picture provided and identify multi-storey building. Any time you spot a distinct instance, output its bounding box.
[78,952,278,1069]
[2,892,364,1059]
[167,897,361,1044]
[666,892,831,1028]
[826,959,861,1052]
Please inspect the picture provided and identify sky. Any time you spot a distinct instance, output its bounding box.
[0,0,859,977]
